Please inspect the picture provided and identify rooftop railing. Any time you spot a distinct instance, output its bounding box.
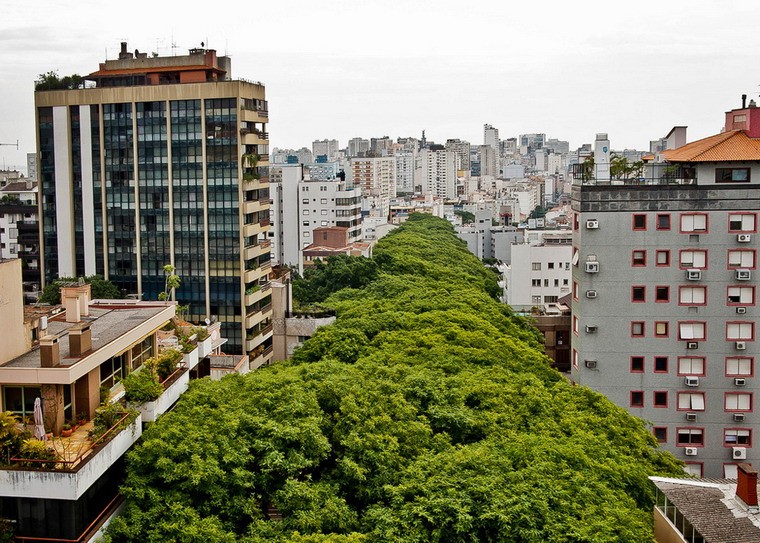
[570,163,696,186]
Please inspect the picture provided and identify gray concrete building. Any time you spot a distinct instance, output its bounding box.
[571,99,760,478]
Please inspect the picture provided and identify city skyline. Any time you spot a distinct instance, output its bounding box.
[1,0,759,172]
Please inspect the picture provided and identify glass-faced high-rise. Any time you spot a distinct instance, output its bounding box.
[35,44,273,358]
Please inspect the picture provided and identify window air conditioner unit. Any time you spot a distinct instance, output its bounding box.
[737,269,751,281]
[586,219,599,229]
[734,413,746,422]
[737,307,748,315]
[735,378,747,387]
[687,269,702,281]
[585,262,599,273]
[738,233,752,243]
[684,376,700,387]
[736,341,747,350]
[686,342,699,349]
[584,359,597,369]
[585,325,598,333]
[684,447,698,456]
[733,447,748,460]
[585,290,597,298]
[686,412,697,422]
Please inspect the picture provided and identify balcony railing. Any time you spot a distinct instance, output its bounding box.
[570,163,696,186]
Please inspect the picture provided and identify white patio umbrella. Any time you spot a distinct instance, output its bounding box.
[33,397,46,440]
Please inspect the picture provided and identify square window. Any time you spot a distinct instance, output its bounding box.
[631,356,645,372]
[654,356,669,372]
[653,427,668,443]
[632,286,646,302]
[532,262,541,271]
[633,214,647,230]
[654,391,668,407]
[632,250,646,266]
[655,286,670,302]
[656,250,670,266]
[631,391,644,407]
[656,214,671,230]
[548,262,555,269]
[631,322,645,337]
[655,322,669,337]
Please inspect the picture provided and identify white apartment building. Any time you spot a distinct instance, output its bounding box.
[350,156,397,199]
[395,152,417,194]
[504,232,572,310]
[269,165,362,267]
[420,149,457,200]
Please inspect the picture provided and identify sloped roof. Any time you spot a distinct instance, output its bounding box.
[662,130,760,162]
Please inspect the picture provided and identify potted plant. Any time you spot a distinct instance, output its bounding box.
[77,412,88,426]
[61,423,73,438]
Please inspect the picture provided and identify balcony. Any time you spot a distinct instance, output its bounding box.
[0,412,142,500]
[249,345,273,370]
[136,366,190,423]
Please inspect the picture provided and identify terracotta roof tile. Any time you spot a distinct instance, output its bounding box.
[662,130,760,162]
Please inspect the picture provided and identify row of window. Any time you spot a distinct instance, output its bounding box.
[652,427,751,447]
[628,212,756,232]
[626,320,755,340]
[628,285,754,305]
[628,355,752,376]
[630,248,755,268]
[532,278,570,287]
[631,391,752,411]
[531,262,571,271]
[573,315,757,340]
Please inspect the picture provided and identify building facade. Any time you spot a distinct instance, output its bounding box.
[34,43,272,357]
[571,101,760,477]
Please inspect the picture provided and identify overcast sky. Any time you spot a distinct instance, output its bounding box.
[0,0,758,173]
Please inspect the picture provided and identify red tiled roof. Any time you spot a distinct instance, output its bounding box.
[662,130,760,162]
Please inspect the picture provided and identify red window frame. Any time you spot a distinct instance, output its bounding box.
[725,357,754,377]
[678,249,708,270]
[654,321,669,338]
[631,285,646,303]
[630,390,644,407]
[632,249,647,267]
[726,321,755,341]
[655,250,671,267]
[653,427,667,443]
[678,286,707,307]
[677,392,706,412]
[679,212,709,234]
[656,213,671,231]
[631,321,645,337]
[727,249,756,270]
[632,214,647,231]
[655,286,670,303]
[723,428,752,447]
[654,356,669,373]
[630,356,645,373]
[676,427,705,446]
[726,285,756,306]
[728,212,758,233]
[653,391,669,408]
[724,392,753,412]
[678,321,707,341]
[677,356,706,377]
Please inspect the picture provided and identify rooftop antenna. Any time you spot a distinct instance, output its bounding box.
[171,32,178,56]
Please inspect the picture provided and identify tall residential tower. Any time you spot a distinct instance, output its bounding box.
[35,43,273,357]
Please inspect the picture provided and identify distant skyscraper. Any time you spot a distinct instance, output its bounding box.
[348,137,370,157]
[445,138,471,176]
[312,139,340,161]
[484,124,500,154]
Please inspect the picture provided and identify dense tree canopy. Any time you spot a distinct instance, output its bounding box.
[107,214,681,543]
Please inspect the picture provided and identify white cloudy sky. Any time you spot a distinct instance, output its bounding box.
[0,0,758,172]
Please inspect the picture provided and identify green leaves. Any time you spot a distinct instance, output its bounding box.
[109,214,681,542]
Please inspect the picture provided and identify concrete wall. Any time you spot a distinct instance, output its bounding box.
[0,259,27,364]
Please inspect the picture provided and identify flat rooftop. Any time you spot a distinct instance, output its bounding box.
[3,303,170,369]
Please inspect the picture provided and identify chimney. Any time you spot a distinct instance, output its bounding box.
[61,284,91,323]
[40,335,60,368]
[118,41,133,60]
[68,322,92,356]
[742,94,747,109]
[736,463,758,508]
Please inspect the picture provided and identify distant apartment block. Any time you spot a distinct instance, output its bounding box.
[312,139,340,162]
